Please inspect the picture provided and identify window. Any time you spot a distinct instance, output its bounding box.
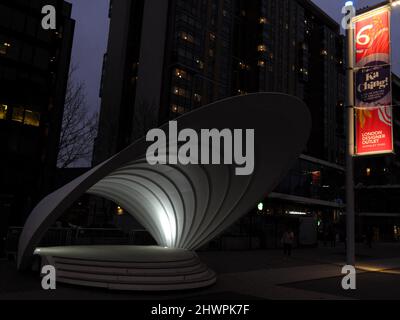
[194,93,202,103]
[24,110,40,127]
[196,59,204,70]
[179,31,194,44]
[0,42,11,55]
[10,107,40,126]
[239,62,250,70]
[0,104,8,120]
[258,60,266,67]
[258,45,267,52]
[259,17,267,24]
[174,68,190,80]
[171,104,185,114]
[173,87,189,98]
[12,107,24,123]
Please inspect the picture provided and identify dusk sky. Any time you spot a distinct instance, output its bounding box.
[68,0,400,116]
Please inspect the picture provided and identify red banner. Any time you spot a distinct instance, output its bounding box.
[355,9,390,67]
[355,107,393,155]
[354,6,393,156]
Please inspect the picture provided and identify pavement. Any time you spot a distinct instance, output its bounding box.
[1,242,400,300]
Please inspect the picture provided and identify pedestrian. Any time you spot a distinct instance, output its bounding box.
[282,228,295,257]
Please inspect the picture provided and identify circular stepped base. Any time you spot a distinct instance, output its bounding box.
[35,245,216,291]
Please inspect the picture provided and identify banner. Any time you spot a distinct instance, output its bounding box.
[354,6,393,156]
[355,107,393,155]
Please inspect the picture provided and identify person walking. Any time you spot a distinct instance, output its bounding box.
[282,228,295,257]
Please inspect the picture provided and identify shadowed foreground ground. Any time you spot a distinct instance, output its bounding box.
[1,242,400,300]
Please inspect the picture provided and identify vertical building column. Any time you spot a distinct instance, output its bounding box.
[133,0,170,139]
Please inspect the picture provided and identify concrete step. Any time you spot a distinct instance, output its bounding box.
[36,246,217,291]
[56,266,213,284]
[55,260,207,276]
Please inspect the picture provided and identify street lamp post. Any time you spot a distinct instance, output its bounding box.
[345,0,399,266]
[345,9,355,266]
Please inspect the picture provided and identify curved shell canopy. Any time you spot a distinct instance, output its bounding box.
[18,93,311,269]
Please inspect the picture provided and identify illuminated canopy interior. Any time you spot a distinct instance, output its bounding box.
[18,93,311,270]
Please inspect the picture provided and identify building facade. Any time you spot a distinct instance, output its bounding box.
[94,0,346,248]
[0,0,75,254]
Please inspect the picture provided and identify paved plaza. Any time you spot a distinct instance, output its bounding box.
[1,242,400,300]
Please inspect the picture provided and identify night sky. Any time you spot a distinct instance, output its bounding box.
[67,0,400,116]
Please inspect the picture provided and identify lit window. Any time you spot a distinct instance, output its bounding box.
[24,110,40,127]
[258,60,266,67]
[321,49,328,56]
[259,17,267,24]
[311,171,321,185]
[194,93,202,103]
[195,59,204,69]
[0,104,8,120]
[171,104,185,114]
[209,33,216,41]
[366,168,371,176]
[0,42,10,55]
[174,68,189,80]
[239,61,247,70]
[173,87,188,98]
[179,31,194,44]
[258,45,267,52]
[12,107,25,123]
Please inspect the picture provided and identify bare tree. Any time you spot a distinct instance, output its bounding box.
[57,65,98,168]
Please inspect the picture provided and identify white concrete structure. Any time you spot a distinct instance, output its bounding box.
[35,246,216,291]
[17,93,311,290]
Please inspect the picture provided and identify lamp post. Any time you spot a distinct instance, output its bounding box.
[345,1,355,267]
[345,0,399,266]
